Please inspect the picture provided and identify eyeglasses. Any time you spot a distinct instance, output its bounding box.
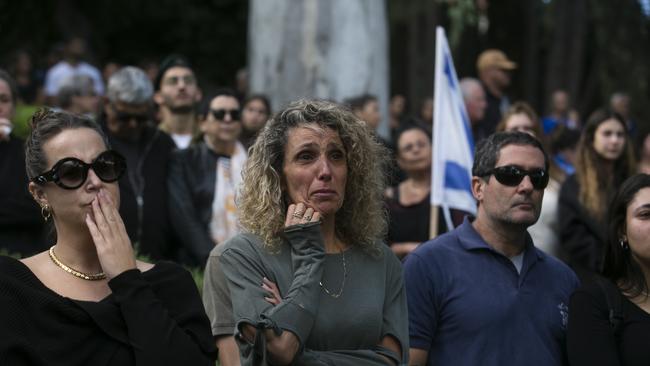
[32,150,126,189]
[483,165,549,190]
[211,108,240,121]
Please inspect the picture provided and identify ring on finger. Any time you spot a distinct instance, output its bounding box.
[303,215,312,221]
[292,212,303,218]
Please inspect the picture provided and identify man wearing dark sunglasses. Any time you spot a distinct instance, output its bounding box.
[405,131,579,366]
[100,66,178,263]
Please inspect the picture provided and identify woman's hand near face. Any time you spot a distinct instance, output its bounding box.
[85,188,137,279]
[284,202,321,227]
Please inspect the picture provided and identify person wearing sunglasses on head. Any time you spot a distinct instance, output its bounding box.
[0,108,216,364]
[405,131,579,366]
[99,66,178,263]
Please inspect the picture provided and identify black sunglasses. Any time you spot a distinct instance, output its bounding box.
[211,108,240,121]
[111,104,150,125]
[483,165,549,190]
[32,150,126,190]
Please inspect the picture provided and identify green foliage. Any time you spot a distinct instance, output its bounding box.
[0,248,22,259]
[444,0,478,49]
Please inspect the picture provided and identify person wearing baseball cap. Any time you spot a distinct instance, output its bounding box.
[476,49,517,140]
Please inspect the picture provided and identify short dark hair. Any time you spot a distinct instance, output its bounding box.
[603,173,650,298]
[199,88,239,118]
[154,54,193,91]
[472,131,549,177]
[344,94,377,111]
[243,94,271,115]
[25,108,110,180]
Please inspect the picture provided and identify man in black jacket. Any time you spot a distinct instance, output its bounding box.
[101,66,178,261]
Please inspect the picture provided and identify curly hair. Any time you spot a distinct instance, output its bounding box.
[237,99,389,254]
[575,109,636,220]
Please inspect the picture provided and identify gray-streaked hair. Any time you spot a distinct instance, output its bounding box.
[107,66,153,104]
[238,99,389,254]
[459,77,482,101]
[57,74,95,108]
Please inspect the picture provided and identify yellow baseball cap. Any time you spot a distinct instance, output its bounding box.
[477,49,517,71]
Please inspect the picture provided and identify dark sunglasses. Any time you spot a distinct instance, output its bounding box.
[483,165,549,190]
[111,104,150,125]
[211,108,240,121]
[32,150,126,190]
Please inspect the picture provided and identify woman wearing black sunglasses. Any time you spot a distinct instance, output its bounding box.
[558,109,636,282]
[0,109,216,364]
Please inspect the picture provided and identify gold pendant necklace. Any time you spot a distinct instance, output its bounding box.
[48,246,106,281]
[319,248,347,298]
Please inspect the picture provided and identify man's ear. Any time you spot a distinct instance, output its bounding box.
[28,182,48,208]
[471,176,485,203]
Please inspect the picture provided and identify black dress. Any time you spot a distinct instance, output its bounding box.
[567,280,650,366]
[386,191,448,245]
[0,256,217,365]
[0,136,47,256]
[558,174,607,281]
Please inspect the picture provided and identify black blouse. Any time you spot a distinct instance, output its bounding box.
[0,256,216,365]
[567,281,650,366]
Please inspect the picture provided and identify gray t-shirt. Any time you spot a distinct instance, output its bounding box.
[216,223,409,365]
[203,246,236,337]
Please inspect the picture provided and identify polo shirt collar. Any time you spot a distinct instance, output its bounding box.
[456,216,543,261]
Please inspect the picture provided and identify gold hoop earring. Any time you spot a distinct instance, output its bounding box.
[41,204,51,222]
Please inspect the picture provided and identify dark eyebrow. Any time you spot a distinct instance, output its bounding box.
[634,203,650,213]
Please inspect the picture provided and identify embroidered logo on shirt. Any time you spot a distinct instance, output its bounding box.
[558,302,569,328]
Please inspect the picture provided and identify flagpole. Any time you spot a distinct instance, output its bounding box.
[429,205,439,239]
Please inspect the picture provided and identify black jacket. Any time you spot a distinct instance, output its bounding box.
[168,141,227,267]
[558,174,607,280]
[102,121,178,261]
[0,135,47,256]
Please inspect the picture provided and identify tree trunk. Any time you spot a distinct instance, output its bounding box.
[248,0,390,137]
[544,0,588,116]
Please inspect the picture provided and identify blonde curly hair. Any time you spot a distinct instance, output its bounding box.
[237,99,389,254]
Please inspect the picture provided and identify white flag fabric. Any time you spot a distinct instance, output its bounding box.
[431,27,477,223]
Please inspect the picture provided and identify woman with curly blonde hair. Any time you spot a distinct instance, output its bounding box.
[203,99,408,365]
[559,109,636,281]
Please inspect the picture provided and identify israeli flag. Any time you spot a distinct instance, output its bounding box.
[431,27,477,229]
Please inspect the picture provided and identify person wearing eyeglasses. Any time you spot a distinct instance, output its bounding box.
[0,108,216,364]
[558,109,636,283]
[405,131,579,366]
[153,55,203,149]
[100,66,178,262]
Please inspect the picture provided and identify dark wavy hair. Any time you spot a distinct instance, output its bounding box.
[602,173,650,298]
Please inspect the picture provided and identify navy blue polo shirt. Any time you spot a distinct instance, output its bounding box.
[404,217,579,366]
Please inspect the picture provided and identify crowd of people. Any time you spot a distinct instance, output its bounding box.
[1,38,649,366]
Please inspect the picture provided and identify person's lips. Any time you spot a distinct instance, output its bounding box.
[312,189,337,198]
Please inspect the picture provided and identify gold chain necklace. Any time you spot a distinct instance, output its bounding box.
[48,246,106,281]
[319,248,347,298]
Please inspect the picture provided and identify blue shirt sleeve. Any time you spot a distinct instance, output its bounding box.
[404,250,442,351]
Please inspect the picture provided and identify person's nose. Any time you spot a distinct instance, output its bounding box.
[517,175,534,193]
[317,157,332,181]
[86,168,103,190]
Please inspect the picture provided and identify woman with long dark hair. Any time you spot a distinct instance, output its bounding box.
[558,109,636,280]
[568,173,650,365]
